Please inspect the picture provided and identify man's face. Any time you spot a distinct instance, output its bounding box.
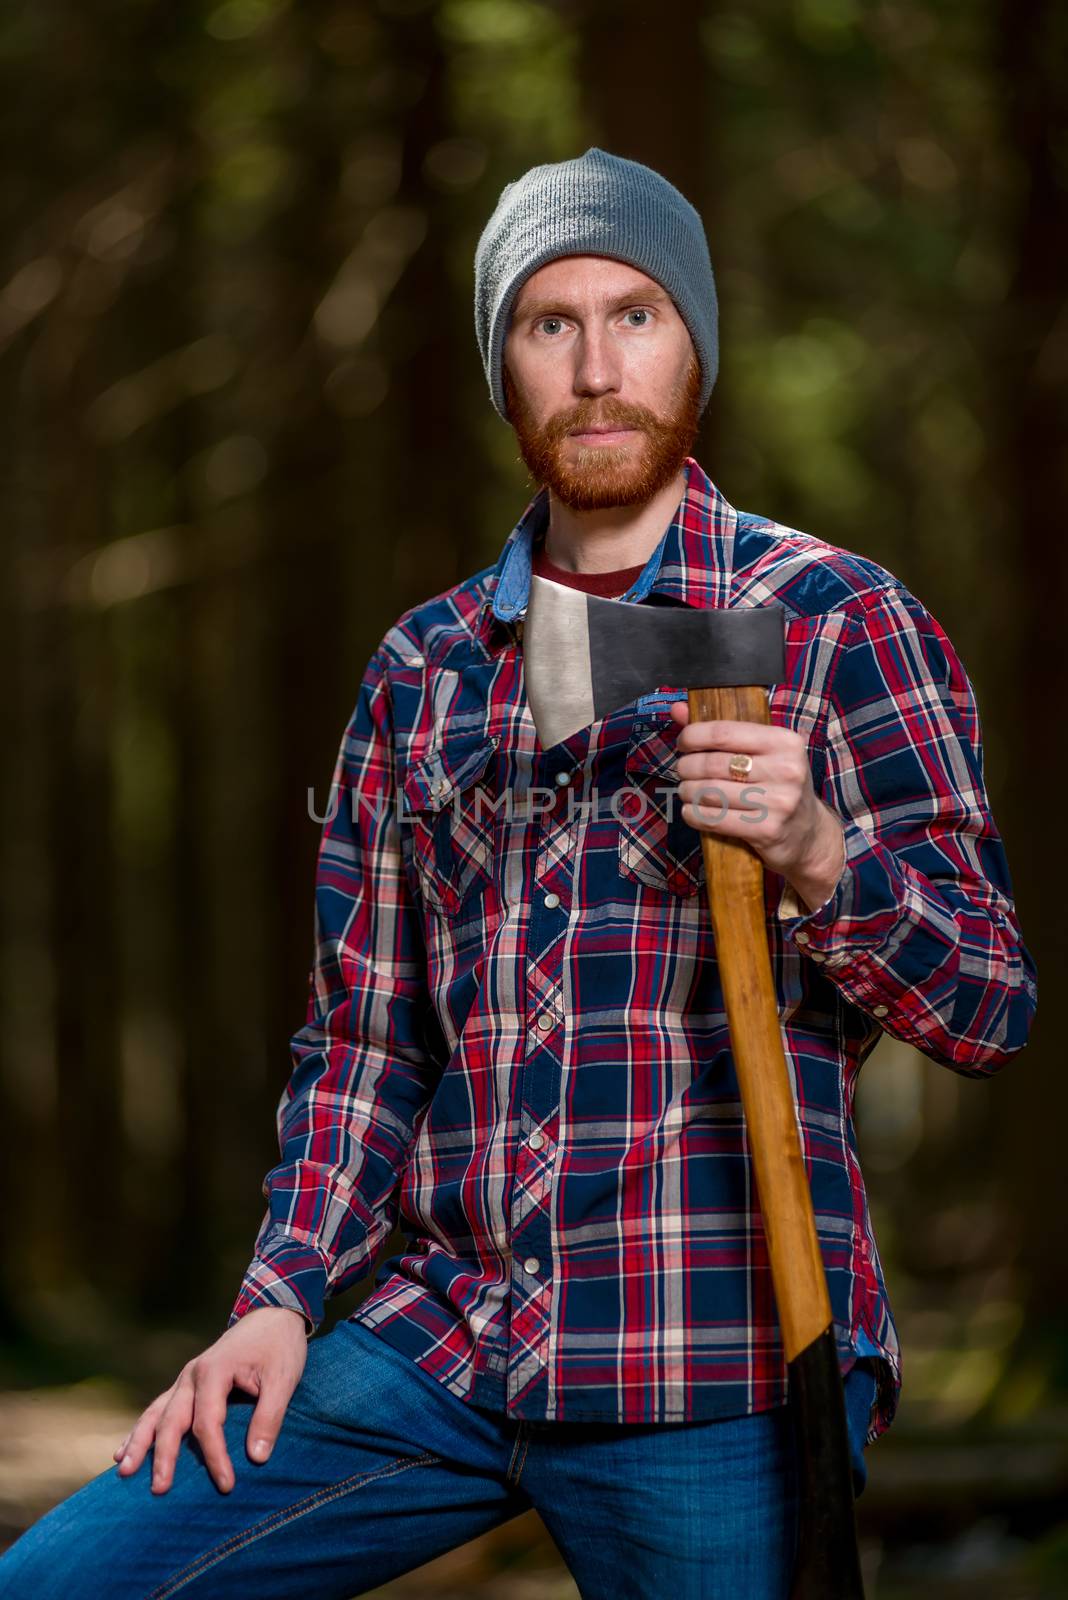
[502,255,702,512]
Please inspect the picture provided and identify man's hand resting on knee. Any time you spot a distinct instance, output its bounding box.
[111,1305,309,1495]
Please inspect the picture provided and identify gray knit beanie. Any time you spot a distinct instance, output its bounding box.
[474,146,718,424]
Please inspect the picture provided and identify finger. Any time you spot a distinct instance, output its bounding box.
[116,1395,169,1475]
[676,750,767,783]
[681,797,774,838]
[190,1377,236,1493]
[150,1385,195,1494]
[679,778,775,817]
[674,718,784,755]
[246,1370,298,1465]
[680,753,804,792]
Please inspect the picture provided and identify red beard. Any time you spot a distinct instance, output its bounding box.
[502,351,702,512]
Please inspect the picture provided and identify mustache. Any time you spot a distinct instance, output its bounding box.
[545,404,657,443]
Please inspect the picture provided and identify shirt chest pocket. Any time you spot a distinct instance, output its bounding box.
[401,732,501,917]
[617,717,705,897]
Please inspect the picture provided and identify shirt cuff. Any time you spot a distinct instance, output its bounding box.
[227,1224,332,1339]
[775,815,914,1008]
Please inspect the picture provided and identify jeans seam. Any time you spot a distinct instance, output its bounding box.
[504,1423,528,1486]
[145,1449,442,1599]
[505,1427,531,1487]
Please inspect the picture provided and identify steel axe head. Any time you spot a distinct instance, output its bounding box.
[523,575,786,749]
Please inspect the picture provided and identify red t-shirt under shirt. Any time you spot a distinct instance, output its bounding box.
[531,533,646,598]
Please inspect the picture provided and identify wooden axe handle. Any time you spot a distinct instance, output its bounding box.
[690,683,830,1356]
[689,683,864,1598]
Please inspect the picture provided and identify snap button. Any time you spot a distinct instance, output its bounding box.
[543,892,560,909]
[554,770,571,786]
[872,1003,889,1018]
[523,1256,540,1275]
[528,1130,545,1150]
[795,930,810,945]
[430,778,445,796]
[535,1013,554,1032]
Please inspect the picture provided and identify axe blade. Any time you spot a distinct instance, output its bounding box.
[523,574,787,748]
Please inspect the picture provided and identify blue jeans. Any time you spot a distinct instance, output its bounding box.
[0,1320,874,1598]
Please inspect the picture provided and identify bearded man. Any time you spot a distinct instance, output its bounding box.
[1,147,1035,1600]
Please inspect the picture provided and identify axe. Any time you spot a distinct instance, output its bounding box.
[523,574,865,1599]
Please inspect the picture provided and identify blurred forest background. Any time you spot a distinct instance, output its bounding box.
[1,0,1066,1593]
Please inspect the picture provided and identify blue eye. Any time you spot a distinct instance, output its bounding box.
[626,309,649,326]
[538,318,564,335]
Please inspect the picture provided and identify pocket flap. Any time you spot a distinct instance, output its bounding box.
[402,734,499,816]
[623,714,682,778]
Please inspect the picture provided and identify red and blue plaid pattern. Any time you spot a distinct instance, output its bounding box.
[229,458,1035,1440]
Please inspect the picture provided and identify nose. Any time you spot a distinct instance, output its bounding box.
[572,321,622,400]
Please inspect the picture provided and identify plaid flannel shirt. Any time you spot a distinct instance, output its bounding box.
[229,457,1036,1439]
